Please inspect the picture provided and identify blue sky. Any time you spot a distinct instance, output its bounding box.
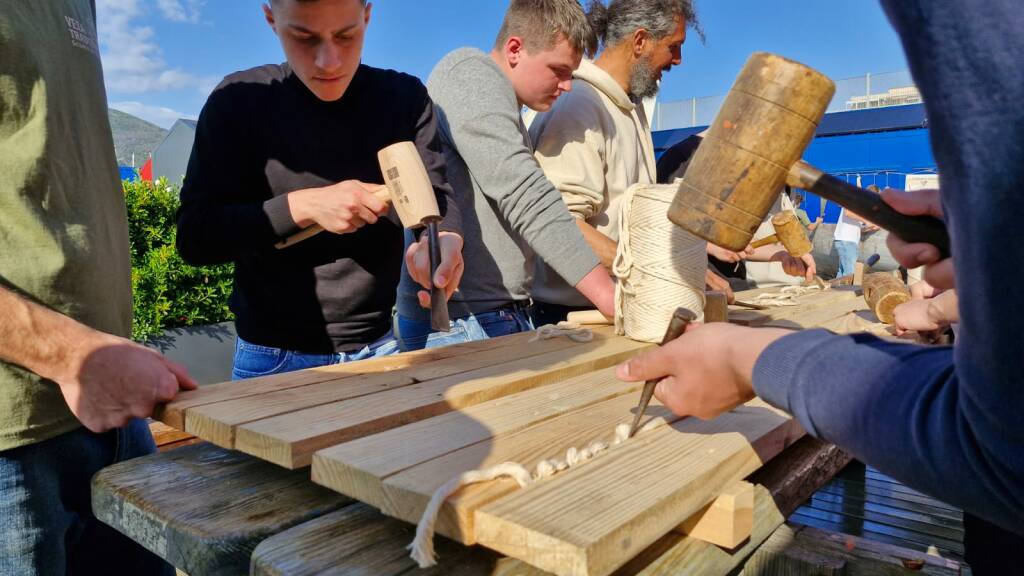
[97,0,910,129]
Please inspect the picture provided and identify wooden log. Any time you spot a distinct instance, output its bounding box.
[182,328,619,449]
[314,387,681,545]
[156,330,550,430]
[236,335,652,468]
[740,523,963,575]
[473,401,805,576]
[862,272,912,324]
[311,369,644,532]
[91,442,350,576]
[677,481,755,549]
[704,291,729,323]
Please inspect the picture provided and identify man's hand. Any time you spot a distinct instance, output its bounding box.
[704,269,735,304]
[407,231,465,309]
[616,323,791,420]
[892,299,943,335]
[707,242,754,263]
[287,180,389,235]
[54,329,198,433]
[774,251,817,283]
[882,189,954,289]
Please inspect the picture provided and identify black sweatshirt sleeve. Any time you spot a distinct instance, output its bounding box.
[176,86,281,266]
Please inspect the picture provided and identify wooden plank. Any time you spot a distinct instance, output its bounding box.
[236,335,653,468]
[91,442,350,576]
[182,329,613,448]
[155,329,564,429]
[728,287,860,327]
[314,386,681,545]
[250,503,541,576]
[677,481,755,549]
[473,400,805,576]
[614,438,849,576]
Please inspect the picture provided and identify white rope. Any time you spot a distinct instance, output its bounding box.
[613,184,707,343]
[751,284,827,307]
[407,420,662,568]
[529,321,594,343]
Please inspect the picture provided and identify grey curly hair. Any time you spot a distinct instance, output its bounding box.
[585,0,702,50]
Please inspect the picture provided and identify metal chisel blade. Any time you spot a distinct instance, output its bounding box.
[427,221,450,332]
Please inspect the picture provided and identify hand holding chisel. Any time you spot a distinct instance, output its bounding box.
[628,307,698,437]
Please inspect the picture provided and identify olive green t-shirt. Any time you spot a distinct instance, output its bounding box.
[0,0,132,450]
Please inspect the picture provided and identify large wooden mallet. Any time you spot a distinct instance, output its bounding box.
[668,52,949,258]
[277,141,450,332]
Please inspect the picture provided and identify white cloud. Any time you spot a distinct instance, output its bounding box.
[96,0,217,94]
[110,101,196,129]
[156,0,206,23]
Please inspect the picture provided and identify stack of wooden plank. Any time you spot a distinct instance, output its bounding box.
[155,286,897,576]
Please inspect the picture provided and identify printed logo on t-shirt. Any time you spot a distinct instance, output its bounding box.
[65,15,99,56]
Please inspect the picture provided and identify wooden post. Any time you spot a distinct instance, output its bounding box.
[676,481,754,549]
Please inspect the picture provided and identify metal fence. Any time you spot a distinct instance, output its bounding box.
[652,70,918,131]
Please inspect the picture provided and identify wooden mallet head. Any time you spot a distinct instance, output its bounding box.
[669,52,950,256]
[377,141,441,228]
[668,52,834,251]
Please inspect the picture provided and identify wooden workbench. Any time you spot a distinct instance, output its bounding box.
[93,285,937,575]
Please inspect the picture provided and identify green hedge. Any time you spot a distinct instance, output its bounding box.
[124,178,234,341]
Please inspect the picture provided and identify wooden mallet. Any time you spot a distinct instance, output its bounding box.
[277,141,451,332]
[748,210,812,256]
[668,52,949,259]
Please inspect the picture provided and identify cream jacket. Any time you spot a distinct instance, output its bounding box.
[529,59,657,306]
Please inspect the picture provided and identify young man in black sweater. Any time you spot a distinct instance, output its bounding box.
[177,0,464,379]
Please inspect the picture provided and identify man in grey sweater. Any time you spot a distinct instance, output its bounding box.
[396,0,615,350]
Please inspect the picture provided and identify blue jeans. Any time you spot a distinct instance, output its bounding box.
[0,419,171,576]
[395,305,534,352]
[231,332,400,380]
[832,239,859,278]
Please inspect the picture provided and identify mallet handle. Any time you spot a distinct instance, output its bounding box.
[788,161,950,258]
[275,186,390,250]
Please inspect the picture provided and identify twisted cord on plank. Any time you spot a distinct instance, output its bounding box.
[408,420,661,568]
[530,321,594,343]
[750,284,827,307]
[613,184,707,342]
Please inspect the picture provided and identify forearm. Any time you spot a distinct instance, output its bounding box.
[577,220,617,270]
[0,286,91,382]
[747,243,786,262]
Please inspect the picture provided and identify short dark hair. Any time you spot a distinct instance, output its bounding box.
[586,0,702,50]
[494,0,597,57]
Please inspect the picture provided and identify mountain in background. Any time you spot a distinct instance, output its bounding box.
[108,109,168,167]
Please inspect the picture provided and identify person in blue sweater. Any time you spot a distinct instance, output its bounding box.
[617,0,1023,541]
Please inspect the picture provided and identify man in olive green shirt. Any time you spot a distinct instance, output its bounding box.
[0,2,196,573]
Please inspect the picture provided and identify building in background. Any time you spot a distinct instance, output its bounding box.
[152,119,197,186]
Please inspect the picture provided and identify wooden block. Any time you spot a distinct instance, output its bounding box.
[182,329,612,448]
[156,330,546,429]
[314,386,682,545]
[853,261,866,286]
[91,442,350,576]
[565,310,612,325]
[236,335,652,468]
[704,291,729,323]
[147,419,194,448]
[728,287,859,328]
[677,481,754,549]
[473,400,805,576]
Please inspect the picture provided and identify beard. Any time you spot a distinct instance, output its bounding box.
[628,55,661,99]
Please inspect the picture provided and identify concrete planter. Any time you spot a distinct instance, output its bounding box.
[145,322,236,385]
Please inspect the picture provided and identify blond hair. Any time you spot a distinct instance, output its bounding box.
[494,0,597,56]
